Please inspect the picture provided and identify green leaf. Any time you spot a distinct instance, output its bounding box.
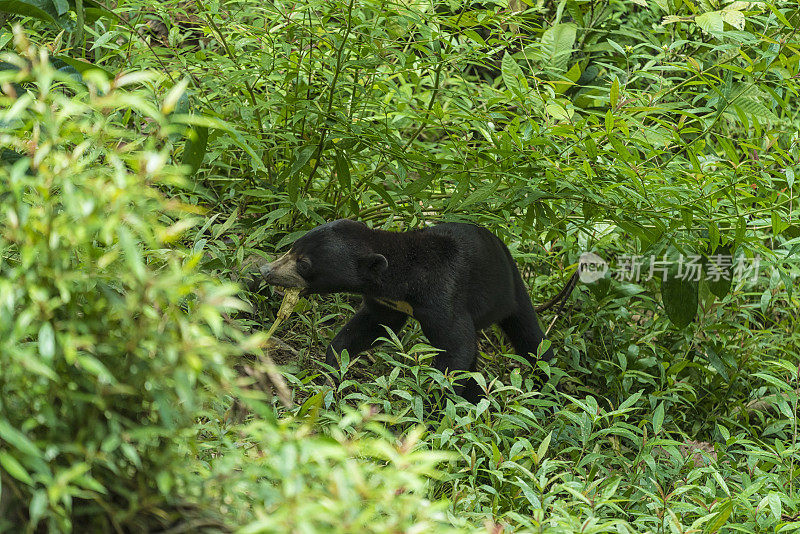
[760,289,771,314]
[84,1,121,23]
[171,113,268,174]
[766,2,793,27]
[290,145,316,177]
[0,420,38,454]
[704,244,732,299]
[753,373,793,392]
[368,182,396,210]
[117,227,145,281]
[735,216,746,246]
[652,402,664,435]
[721,8,745,31]
[490,440,501,465]
[554,61,582,94]
[0,451,33,485]
[37,322,55,360]
[0,0,58,24]
[619,390,643,412]
[733,97,781,124]
[610,76,620,109]
[460,179,500,208]
[608,133,633,163]
[705,499,733,532]
[182,126,209,175]
[662,266,699,328]
[77,354,116,384]
[1,148,26,166]
[695,11,724,34]
[211,209,235,240]
[544,101,573,121]
[536,431,552,464]
[475,398,490,418]
[540,23,577,72]
[402,170,434,197]
[779,267,793,299]
[767,491,782,521]
[28,490,47,527]
[162,78,190,115]
[53,55,113,78]
[706,345,729,381]
[334,151,351,191]
[501,52,526,98]
[286,145,316,201]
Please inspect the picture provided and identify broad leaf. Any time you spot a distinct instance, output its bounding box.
[540,23,577,72]
[0,0,58,23]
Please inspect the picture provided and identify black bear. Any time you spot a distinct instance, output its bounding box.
[260,219,553,402]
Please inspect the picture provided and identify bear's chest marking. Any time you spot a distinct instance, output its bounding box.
[374,298,415,317]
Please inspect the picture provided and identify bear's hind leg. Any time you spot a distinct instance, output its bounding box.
[499,285,554,363]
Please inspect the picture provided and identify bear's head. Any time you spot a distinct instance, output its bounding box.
[260,219,388,295]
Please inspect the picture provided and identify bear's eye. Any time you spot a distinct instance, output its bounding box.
[296,258,312,277]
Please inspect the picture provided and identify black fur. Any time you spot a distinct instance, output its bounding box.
[260,219,553,402]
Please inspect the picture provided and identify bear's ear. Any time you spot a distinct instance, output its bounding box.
[359,253,387,277]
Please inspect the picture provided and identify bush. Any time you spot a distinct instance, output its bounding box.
[0,33,244,531]
[200,406,461,533]
[0,32,466,533]
[5,0,800,531]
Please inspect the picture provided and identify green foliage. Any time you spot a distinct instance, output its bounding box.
[203,407,460,533]
[255,340,800,532]
[0,1,65,25]
[4,0,800,532]
[59,0,795,329]
[0,33,246,531]
[0,31,469,533]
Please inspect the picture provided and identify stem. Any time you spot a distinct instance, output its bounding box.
[336,53,444,212]
[299,0,357,201]
[792,364,799,499]
[74,0,85,58]
[195,0,264,135]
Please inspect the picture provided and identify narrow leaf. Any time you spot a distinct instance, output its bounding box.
[662,266,699,328]
[182,126,209,175]
[652,402,664,435]
[0,452,33,485]
[0,0,58,23]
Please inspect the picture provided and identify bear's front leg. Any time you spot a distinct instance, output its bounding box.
[325,300,409,368]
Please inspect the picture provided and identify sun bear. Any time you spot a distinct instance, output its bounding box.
[260,219,553,402]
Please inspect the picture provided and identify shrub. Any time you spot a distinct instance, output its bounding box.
[0,31,466,533]
[0,32,243,531]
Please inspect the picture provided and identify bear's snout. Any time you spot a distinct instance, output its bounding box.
[259,262,274,279]
[260,252,308,289]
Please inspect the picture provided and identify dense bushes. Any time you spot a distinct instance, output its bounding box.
[0,34,461,532]
[0,36,244,530]
[2,0,800,532]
